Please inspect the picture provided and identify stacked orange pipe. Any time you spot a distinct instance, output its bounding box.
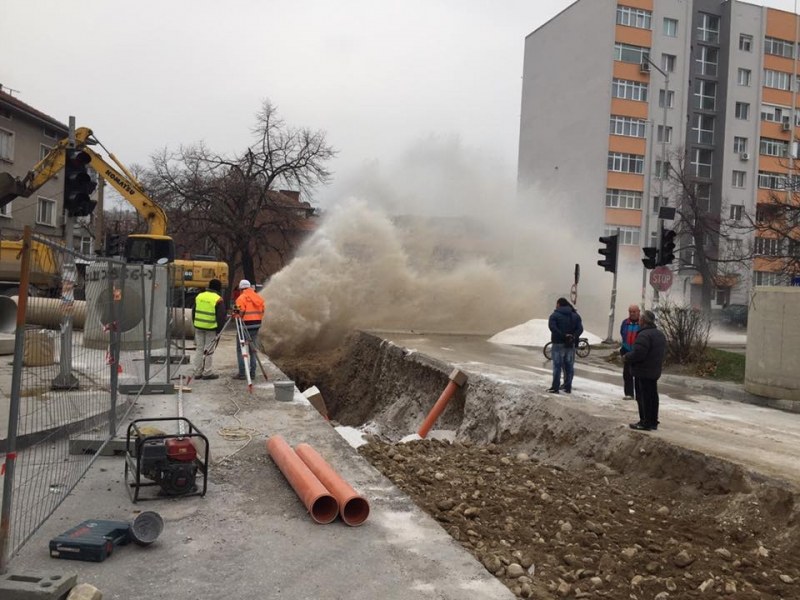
[266,435,338,524]
[295,443,370,527]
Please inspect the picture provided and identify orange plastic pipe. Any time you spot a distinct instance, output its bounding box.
[295,443,370,527]
[266,435,339,524]
[417,380,459,438]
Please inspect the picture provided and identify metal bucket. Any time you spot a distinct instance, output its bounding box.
[129,511,164,546]
[274,381,295,402]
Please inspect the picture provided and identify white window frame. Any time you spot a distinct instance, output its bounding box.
[732,171,746,188]
[760,137,788,157]
[696,46,719,77]
[609,115,647,138]
[758,171,786,189]
[604,225,641,246]
[739,34,753,52]
[663,17,678,37]
[733,137,748,153]
[659,89,675,108]
[614,43,650,65]
[655,160,670,179]
[737,68,751,86]
[693,79,716,110]
[79,236,92,255]
[754,271,787,286]
[764,36,795,59]
[36,196,56,227]
[760,103,790,123]
[0,201,11,218]
[612,78,649,102]
[691,148,713,179]
[697,13,720,43]
[605,188,643,210]
[764,69,791,91]
[729,205,744,220]
[616,6,652,29]
[662,53,676,73]
[691,114,714,145]
[735,102,750,120]
[754,237,782,256]
[657,125,673,143]
[0,127,15,162]
[608,152,645,174]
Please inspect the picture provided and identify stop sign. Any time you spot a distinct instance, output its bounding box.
[650,266,673,292]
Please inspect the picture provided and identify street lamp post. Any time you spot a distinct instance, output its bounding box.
[644,54,670,304]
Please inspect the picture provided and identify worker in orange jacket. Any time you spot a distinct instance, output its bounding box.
[233,279,266,380]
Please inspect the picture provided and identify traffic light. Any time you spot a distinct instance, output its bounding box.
[642,247,658,270]
[63,148,97,217]
[597,234,618,273]
[659,228,677,266]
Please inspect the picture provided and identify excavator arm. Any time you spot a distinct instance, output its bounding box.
[0,127,168,237]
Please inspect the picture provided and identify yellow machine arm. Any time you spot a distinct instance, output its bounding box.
[0,127,168,237]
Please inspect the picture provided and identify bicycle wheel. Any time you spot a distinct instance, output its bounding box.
[576,339,590,358]
[543,342,552,360]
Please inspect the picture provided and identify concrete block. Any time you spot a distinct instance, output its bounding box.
[302,386,329,419]
[66,583,102,600]
[448,368,468,387]
[0,571,77,600]
[23,330,55,366]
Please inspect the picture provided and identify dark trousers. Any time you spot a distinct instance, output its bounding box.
[622,361,635,396]
[634,377,659,427]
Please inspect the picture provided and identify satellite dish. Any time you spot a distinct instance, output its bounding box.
[156,257,169,265]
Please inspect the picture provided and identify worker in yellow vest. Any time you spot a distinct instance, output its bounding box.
[191,278,226,380]
[233,279,265,380]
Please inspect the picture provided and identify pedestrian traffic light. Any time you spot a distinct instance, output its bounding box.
[642,247,658,270]
[659,228,677,266]
[597,234,618,273]
[63,148,97,217]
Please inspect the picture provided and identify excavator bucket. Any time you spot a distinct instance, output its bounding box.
[0,173,25,207]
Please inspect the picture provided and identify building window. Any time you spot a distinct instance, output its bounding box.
[691,148,713,179]
[760,137,789,157]
[663,17,678,37]
[696,46,718,77]
[737,68,751,86]
[729,205,744,220]
[0,128,14,162]
[733,137,748,153]
[42,127,59,140]
[693,80,716,110]
[760,103,790,123]
[764,69,791,91]
[653,195,667,214]
[606,189,643,209]
[609,115,647,138]
[758,171,786,189]
[754,237,783,256]
[78,236,92,255]
[608,152,645,174]
[692,114,715,144]
[612,78,649,102]
[732,171,746,188]
[739,34,753,52]
[754,271,788,286]
[614,43,650,65]
[661,53,676,73]
[616,6,652,29]
[0,201,11,218]
[657,125,673,143]
[604,225,640,246]
[735,102,750,120]
[659,89,675,108]
[764,36,795,59]
[36,197,56,226]
[655,160,670,179]
[695,183,711,210]
[40,144,54,161]
[697,13,720,44]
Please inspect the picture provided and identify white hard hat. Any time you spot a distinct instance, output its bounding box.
[239,279,251,290]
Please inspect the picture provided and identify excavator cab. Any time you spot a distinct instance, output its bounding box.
[125,235,175,264]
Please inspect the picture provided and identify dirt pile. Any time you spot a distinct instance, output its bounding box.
[272,331,800,599]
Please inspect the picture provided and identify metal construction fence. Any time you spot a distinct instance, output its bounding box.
[0,227,184,571]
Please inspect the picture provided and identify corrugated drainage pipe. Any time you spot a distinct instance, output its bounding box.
[266,435,339,524]
[295,443,370,527]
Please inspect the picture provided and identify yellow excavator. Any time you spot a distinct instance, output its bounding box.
[0,127,228,302]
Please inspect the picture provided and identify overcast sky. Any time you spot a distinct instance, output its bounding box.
[4,0,799,207]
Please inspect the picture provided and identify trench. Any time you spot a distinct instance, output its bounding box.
[274,330,800,600]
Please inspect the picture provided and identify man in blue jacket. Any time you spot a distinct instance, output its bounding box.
[619,304,641,400]
[547,298,583,394]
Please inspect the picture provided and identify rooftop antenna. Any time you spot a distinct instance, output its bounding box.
[0,84,21,96]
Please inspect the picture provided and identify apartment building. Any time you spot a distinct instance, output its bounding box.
[518,0,799,306]
[0,87,94,253]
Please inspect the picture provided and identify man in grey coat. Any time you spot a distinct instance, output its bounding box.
[623,309,666,431]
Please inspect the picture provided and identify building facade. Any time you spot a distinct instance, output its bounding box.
[518,0,799,306]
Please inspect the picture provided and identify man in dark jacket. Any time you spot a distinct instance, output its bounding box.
[547,298,583,394]
[619,304,641,400]
[623,309,666,431]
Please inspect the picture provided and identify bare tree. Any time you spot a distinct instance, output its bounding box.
[144,100,335,289]
[663,148,752,314]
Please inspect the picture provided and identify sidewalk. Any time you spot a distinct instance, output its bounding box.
[6,334,514,599]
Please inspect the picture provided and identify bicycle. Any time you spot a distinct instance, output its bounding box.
[543,338,591,360]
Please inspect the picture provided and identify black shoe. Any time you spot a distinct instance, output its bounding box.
[192,374,204,380]
[559,384,567,391]
[629,422,652,431]
[203,374,220,380]
[563,388,571,394]
[546,388,560,394]
[233,374,247,380]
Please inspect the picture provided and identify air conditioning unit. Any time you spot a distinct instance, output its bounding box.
[740,152,750,161]
[640,62,651,73]
[782,120,792,131]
